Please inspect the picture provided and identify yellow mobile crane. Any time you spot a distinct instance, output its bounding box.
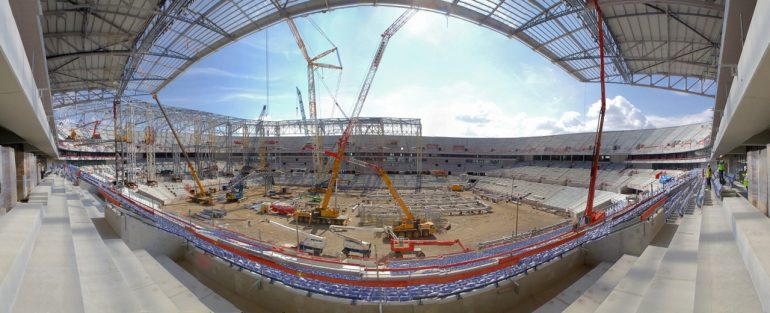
[325,151,436,238]
[153,94,212,205]
[293,10,416,226]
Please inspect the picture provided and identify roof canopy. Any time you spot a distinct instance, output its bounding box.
[42,0,724,109]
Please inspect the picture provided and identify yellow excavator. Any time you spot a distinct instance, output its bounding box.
[325,151,436,238]
[153,94,212,205]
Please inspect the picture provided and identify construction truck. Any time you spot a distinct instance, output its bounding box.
[335,232,372,258]
[330,224,385,258]
[386,228,468,258]
[450,184,463,192]
[264,219,325,256]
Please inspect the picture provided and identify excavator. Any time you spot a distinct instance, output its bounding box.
[293,10,416,226]
[153,94,212,205]
[226,105,269,202]
[325,151,437,239]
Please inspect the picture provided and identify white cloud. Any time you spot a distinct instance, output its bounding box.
[648,108,714,128]
[586,95,653,130]
[349,84,712,138]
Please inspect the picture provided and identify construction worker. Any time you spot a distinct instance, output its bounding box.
[705,165,712,189]
[717,160,726,185]
[743,170,749,189]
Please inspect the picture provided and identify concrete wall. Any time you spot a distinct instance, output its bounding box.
[103,203,186,260]
[14,150,37,201]
[0,146,17,213]
[747,145,769,216]
[182,246,587,313]
[0,0,57,156]
[99,195,599,312]
[584,210,667,265]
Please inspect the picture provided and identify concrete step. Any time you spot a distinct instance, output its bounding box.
[13,192,84,313]
[103,239,179,312]
[720,195,770,311]
[26,185,51,205]
[534,262,612,313]
[67,197,142,313]
[694,202,762,313]
[133,250,214,313]
[593,245,668,313]
[562,254,638,313]
[75,188,104,219]
[155,255,240,313]
[637,211,703,313]
[0,202,43,313]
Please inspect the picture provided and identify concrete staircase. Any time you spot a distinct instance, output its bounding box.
[1,176,240,312]
[539,186,768,313]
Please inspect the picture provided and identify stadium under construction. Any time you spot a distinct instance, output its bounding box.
[2,0,770,312]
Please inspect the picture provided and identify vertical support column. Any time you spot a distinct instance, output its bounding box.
[172,142,181,180]
[242,122,250,168]
[224,121,233,175]
[145,109,156,183]
[113,99,126,187]
[415,122,423,192]
[126,104,136,184]
[193,116,202,177]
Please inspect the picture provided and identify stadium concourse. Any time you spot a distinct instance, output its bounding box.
[2,0,770,312]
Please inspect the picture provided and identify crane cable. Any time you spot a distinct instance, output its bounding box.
[307,16,344,118]
[265,27,270,118]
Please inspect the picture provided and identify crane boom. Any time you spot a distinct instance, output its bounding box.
[324,151,415,222]
[320,9,416,210]
[285,17,342,183]
[286,18,311,61]
[152,94,208,201]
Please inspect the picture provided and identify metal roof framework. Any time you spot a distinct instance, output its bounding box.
[43,0,724,111]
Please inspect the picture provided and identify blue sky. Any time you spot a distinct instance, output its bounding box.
[157,7,715,137]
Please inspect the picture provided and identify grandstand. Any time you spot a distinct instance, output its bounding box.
[4,0,770,312]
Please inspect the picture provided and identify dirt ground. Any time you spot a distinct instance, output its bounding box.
[162,185,566,261]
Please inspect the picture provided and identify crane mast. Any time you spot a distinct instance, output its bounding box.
[319,9,417,211]
[285,18,342,182]
[295,87,309,136]
[256,104,269,172]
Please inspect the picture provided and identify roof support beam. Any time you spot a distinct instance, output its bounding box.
[594,0,724,12]
[645,4,719,45]
[47,50,192,61]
